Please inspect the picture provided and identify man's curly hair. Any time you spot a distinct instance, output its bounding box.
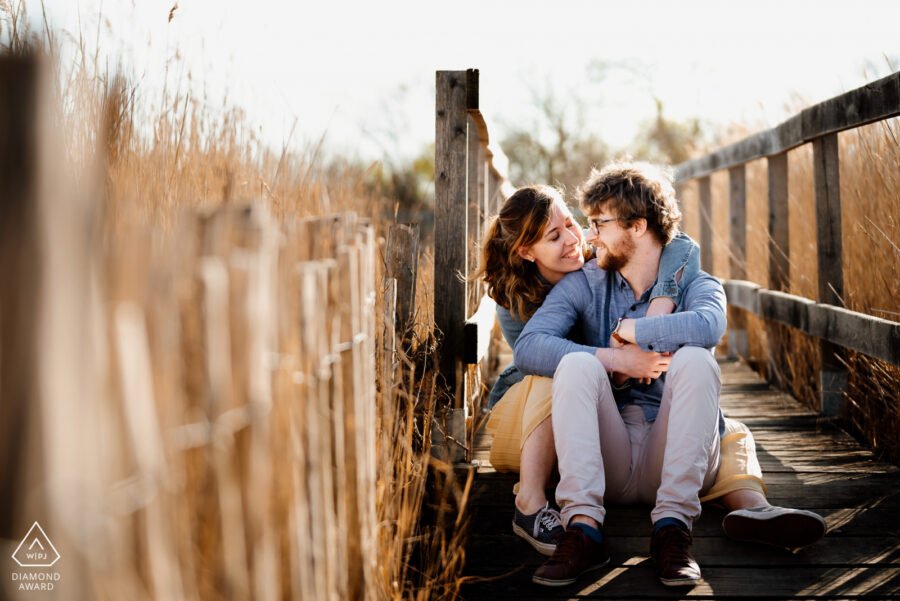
[576,160,682,245]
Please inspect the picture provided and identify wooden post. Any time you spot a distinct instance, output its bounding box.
[488,170,499,215]
[698,176,714,272]
[434,70,470,408]
[467,118,484,316]
[0,55,44,541]
[765,152,790,385]
[0,54,99,596]
[767,153,790,292]
[728,165,748,359]
[385,222,419,340]
[381,278,397,409]
[481,159,490,239]
[728,165,747,280]
[813,133,847,416]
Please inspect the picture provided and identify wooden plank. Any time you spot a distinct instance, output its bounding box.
[767,152,790,292]
[804,70,900,141]
[728,286,900,365]
[728,165,747,280]
[813,133,847,416]
[488,170,501,216]
[759,288,815,331]
[675,71,900,181]
[806,302,900,367]
[434,70,470,406]
[298,261,340,600]
[727,165,749,359]
[462,565,900,599]
[676,128,780,183]
[469,498,900,535]
[468,475,900,509]
[380,278,397,413]
[468,534,900,568]
[355,226,379,600]
[813,133,845,309]
[464,294,497,364]
[466,68,479,111]
[698,175,713,272]
[723,280,760,316]
[1,54,105,596]
[467,114,485,317]
[385,222,419,337]
[469,504,900,548]
[0,55,43,541]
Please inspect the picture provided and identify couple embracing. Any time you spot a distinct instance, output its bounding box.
[475,161,826,587]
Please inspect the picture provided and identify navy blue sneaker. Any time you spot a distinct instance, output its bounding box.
[513,502,564,555]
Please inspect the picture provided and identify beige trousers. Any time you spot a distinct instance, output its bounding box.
[551,348,721,529]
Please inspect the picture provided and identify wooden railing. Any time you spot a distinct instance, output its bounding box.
[433,69,514,461]
[674,71,900,415]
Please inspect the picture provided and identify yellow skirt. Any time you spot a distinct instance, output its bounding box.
[485,375,767,501]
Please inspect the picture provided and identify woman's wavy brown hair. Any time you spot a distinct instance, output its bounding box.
[473,185,589,320]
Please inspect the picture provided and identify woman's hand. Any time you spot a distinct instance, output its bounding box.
[645,296,676,318]
[613,345,671,381]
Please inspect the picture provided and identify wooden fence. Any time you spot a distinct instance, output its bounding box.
[433,69,515,462]
[675,70,900,415]
[0,55,378,601]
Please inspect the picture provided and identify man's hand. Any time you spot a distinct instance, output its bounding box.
[613,344,671,381]
[608,329,632,386]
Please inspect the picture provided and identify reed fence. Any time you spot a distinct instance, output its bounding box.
[1,54,383,601]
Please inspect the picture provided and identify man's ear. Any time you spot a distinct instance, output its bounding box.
[515,246,534,262]
[631,217,648,237]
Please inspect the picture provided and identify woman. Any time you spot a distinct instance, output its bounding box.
[475,184,825,555]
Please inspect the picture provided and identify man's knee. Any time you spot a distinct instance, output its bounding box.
[554,351,606,380]
[668,346,718,378]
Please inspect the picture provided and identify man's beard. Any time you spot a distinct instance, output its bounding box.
[596,236,635,272]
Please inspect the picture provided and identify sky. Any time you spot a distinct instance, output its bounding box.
[20,0,900,165]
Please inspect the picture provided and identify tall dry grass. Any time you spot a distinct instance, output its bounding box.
[683,107,900,463]
[1,5,469,600]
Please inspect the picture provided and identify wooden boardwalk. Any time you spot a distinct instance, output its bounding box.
[461,359,900,600]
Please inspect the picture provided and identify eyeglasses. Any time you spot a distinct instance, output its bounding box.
[588,216,637,235]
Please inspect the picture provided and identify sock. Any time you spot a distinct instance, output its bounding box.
[653,517,689,533]
[570,522,604,543]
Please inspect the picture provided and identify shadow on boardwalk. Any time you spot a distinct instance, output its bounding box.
[461,359,900,600]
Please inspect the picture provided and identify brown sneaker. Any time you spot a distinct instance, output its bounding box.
[650,525,701,587]
[532,526,610,587]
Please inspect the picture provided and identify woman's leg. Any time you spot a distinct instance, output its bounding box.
[701,418,767,505]
[711,419,826,549]
[515,416,555,514]
[719,488,770,511]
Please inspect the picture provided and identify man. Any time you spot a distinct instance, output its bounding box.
[514,161,726,587]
